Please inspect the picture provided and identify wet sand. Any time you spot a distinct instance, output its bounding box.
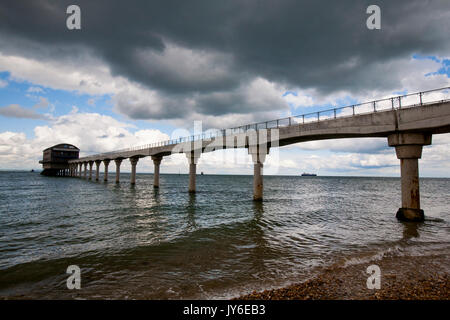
[236,253,449,300]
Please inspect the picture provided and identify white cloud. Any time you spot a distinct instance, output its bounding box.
[0,131,27,155]
[0,104,48,119]
[27,86,44,93]
[298,138,388,154]
[283,92,315,108]
[0,78,7,88]
[297,153,398,171]
[0,111,170,170]
[32,112,168,155]
[33,96,49,109]
[0,52,124,96]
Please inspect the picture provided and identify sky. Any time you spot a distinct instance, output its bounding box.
[0,0,449,176]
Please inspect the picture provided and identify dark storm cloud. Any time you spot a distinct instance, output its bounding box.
[0,0,449,120]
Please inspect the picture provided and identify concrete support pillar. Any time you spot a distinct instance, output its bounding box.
[103,159,110,182]
[186,152,200,193]
[115,159,122,183]
[152,156,162,188]
[253,162,263,201]
[83,162,87,179]
[95,160,101,181]
[130,157,139,185]
[248,147,269,201]
[88,161,93,180]
[78,163,82,178]
[388,133,432,222]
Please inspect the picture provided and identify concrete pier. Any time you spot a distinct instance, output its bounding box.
[249,147,268,201]
[83,162,87,179]
[186,152,200,193]
[88,161,93,180]
[152,156,162,188]
[103,159,110,182]
[115,159,122,183]
[66,90,450,206]
[95,160,101,181]
[388,133,432,222]
[130,157,139,185]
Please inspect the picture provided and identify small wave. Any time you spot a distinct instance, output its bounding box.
[341,245,405,268]
[340,241,449,269]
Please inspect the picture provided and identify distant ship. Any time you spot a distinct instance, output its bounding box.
[301,172,317,176]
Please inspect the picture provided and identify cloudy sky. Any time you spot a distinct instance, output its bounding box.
[0,0,449,176]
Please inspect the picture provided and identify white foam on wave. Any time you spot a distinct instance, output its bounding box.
[341,241,449,268]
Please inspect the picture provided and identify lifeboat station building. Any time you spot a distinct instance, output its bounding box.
[39,144,80,176]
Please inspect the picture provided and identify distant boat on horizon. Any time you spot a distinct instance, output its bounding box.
[301,172,317,176]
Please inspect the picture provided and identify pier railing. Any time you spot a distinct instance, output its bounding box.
[84,86,450,158]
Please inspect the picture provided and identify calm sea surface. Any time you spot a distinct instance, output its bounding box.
[0,171,449,299]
